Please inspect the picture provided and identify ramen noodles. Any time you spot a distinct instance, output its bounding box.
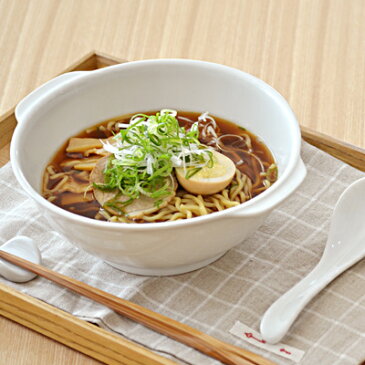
[42,110,277,223]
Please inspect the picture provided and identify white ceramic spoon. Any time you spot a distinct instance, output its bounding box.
[260,177,365,344]
[0,236,41,282]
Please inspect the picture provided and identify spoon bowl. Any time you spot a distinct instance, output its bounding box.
[260,177,365,344]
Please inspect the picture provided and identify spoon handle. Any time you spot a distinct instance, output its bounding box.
[0,250,275,365]
[260,256,362,344]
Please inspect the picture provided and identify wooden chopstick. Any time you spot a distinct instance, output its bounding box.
[0,250,276,365]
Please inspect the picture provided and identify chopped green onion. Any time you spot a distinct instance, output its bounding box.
[185,167,202,179]
[97,110,213,204]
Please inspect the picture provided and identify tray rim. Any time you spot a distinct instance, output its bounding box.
[0,51,177,365]
[1,51,364,170]
[0,51,365,365]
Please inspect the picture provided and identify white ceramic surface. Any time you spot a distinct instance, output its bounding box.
[11,59,306,275]
[260,177,365,344]
[0,236,41,282]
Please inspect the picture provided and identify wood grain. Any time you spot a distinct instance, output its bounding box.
[301,126,365,172]
[0,52,365,365]
[0,282,175,365]
[1,0,365,148]
[0,250,275,365]
[0,317,102,365]
[2,0,365,364]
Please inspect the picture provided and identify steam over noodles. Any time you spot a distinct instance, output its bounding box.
[42,111,277,223]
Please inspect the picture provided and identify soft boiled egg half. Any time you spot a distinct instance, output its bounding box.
[175,149,236,195]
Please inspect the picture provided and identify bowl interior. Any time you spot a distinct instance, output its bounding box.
[13,60,299,193]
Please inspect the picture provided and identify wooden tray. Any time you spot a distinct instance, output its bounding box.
[0,52,365,365]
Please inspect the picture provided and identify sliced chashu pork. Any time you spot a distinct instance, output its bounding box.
[90,156,177,219]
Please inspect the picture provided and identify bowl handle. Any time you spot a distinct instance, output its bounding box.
[227,158,307,218]
[15,71,87,124]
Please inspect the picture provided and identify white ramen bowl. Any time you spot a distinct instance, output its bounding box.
[11,59,306,276]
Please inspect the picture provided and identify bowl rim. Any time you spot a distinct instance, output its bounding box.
[11,58,302,231]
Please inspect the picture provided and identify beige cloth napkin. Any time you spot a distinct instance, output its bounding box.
[0,141,364,365]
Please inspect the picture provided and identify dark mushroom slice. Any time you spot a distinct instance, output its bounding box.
[90,156,177,219]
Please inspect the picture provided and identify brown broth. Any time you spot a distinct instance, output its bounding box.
[44,111,276,220]
[177,111,275,189]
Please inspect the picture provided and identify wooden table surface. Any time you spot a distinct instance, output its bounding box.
[1,0,365,364]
